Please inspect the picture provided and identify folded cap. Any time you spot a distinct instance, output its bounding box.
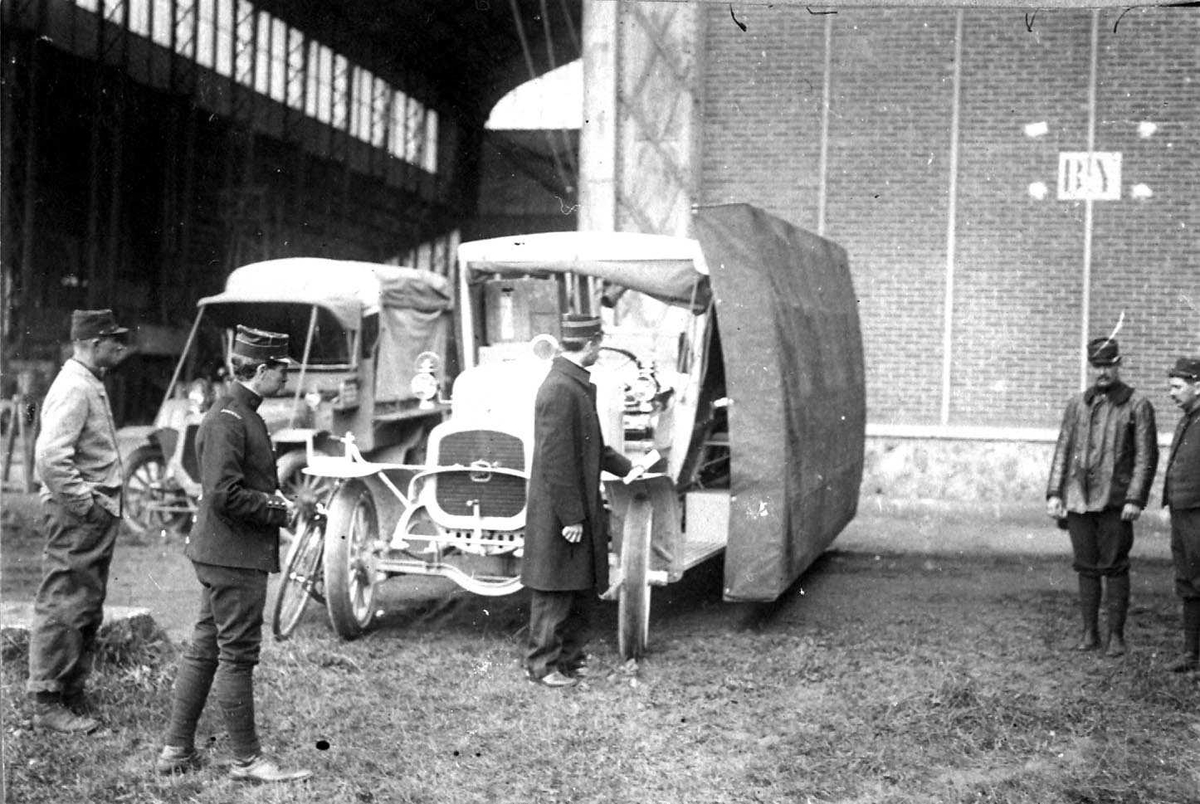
[231,325,293,364]
[70,309,129,341]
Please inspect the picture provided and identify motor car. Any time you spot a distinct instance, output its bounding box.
[297,204,865,656]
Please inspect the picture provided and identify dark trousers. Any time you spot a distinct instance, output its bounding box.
[1169,506,1200,600]
[526,589,594,679]
[26,499,119,697]
[1067,509,1134,578]
[163,562,267,760]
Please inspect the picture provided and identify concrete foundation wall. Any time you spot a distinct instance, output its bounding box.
[862,435,1171,525]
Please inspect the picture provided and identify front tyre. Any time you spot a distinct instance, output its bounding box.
[323,479,381,639]
[617,493,653,661]
[271,511,327,640]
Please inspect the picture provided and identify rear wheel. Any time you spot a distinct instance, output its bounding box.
[617,493,653,661]
[271,512,327,640]
[323,479,381,639]
[123,446,189,536]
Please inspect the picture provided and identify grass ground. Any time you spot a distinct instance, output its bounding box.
[3,505,1199,803]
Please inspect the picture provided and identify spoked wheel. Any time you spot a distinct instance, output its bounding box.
[618,492,653,661]
[276,449,334,543]
[271,510,327,640]
[323,479,382,639]
[122,446,189,537]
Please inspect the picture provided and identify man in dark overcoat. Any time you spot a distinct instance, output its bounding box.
[155,326,310,782]
[522,313,638,687]
[1046,337,1158,656]
[1164,355,1200,673]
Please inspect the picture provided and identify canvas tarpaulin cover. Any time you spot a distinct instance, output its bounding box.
[693,204,866,602]
[374,268,454,403]
[457,231,711,311]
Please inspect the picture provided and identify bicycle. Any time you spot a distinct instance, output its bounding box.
[271,501,328,640]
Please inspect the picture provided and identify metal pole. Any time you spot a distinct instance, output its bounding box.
[288,305,318,427]
[1079,9,1099,391]
[940,10,964,426]
[160,307,205,413]
[817,14,832,237]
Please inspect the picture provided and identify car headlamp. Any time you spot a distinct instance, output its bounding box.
[629,373,660,405]
[411,371,439,402]
[530,334,559,361]
[410,351,443,409]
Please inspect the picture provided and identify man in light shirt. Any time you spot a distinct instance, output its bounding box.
[28,309,129,733]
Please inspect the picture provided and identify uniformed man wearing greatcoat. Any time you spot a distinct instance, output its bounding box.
[522,313,642,687]
[155,326,310,782]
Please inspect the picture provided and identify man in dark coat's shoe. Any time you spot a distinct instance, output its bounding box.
[522,313,640,687]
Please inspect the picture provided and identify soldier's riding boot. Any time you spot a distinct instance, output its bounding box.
[1169,599,1200,673]
[1074,574,1102,651]
[1104,574,1130,657]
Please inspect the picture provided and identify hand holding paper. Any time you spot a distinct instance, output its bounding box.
[623,449,661,484]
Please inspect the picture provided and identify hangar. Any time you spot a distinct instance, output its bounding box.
[3,1,1198,500]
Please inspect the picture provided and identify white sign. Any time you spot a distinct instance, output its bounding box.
[1058,152,1122,201]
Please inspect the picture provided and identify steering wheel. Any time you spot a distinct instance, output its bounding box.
[597,345,640,367]
[594,346,645,396]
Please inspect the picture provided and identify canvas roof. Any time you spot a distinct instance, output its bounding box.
[198,258,450,329]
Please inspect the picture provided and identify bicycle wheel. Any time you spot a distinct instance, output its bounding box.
[272,512,326,640]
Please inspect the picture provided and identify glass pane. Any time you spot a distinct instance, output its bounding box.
[333,55,348,130]
[270,17,286,102]
[196,0,215,68]
[215,0,233,77]
[424,110,438,173]
[151,0,171,47]
[129,0,150,36]
[174,0,195,58]
[287,28,305,109]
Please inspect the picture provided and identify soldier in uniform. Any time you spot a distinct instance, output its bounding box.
[522,313,643,687]
[155,326,311,782]
[1046,337,1158,656]
[1163,356,1200,673]
[29,309,128,734]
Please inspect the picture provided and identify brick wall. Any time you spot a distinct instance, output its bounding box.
[698,6,1200,432]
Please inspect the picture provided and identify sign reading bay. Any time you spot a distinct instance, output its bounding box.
[1058,152,1122,201]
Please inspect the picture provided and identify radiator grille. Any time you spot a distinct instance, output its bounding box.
[434,430,527,519]
[437,430,525,470]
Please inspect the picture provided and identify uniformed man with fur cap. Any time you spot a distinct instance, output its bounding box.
[1047,337,1159,657]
